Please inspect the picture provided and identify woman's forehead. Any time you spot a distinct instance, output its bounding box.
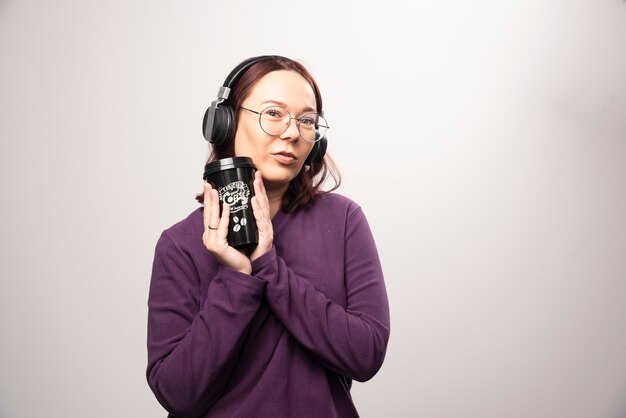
[246,70,316,110]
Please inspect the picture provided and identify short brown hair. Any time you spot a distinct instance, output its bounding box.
[196,56,341,212]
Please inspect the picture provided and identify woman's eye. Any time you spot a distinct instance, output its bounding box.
[300,117,316,126]
[265,109,283,118]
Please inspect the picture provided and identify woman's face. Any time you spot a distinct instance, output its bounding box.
[233,70,316,191]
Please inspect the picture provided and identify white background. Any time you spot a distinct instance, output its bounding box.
[1,1,625,417]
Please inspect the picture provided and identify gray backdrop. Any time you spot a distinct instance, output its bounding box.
[1,1,625,417]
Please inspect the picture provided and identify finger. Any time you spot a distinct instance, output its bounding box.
[252,196,271,232]
[251,195,261,218]
[218,203,230,236]
[251,194,269,227]
[203,183,213,228]
[250,174,273,261]
[255,171,266,197]
[253,171,270,212]
[208,189,221,231]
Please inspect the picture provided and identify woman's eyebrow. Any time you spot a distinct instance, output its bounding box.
[261,100,316,113]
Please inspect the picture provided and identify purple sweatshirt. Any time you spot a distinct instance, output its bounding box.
[147,193,390,418]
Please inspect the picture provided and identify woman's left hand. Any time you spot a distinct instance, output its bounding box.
[250,171,274,262]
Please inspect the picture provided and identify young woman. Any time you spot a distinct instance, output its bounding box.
[147,55,390,418]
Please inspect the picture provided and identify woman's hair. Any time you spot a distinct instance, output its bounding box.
[196,56,341,213]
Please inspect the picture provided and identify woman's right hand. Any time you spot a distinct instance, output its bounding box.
[202,183,252,275]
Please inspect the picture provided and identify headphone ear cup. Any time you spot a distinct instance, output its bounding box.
[305,134,327,166]
[203,104,236,145]
[314,135,327,165]
[304,141,318,166]
[202,106,212,141]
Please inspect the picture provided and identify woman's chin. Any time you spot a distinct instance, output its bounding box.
[259,168,299,190]
[262,158,301,175]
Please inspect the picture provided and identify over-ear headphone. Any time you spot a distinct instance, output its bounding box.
[202,55,327,166]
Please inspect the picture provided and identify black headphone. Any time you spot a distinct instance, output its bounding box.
[202,55,327,166]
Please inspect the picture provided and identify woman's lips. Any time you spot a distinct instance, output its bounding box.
[271,152,297,164]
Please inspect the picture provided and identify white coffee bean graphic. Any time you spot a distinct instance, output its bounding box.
[232,216,246,233]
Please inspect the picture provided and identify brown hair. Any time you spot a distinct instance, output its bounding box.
[196,56,341,213]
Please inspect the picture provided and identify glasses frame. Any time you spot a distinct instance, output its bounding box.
[239,105,328,143]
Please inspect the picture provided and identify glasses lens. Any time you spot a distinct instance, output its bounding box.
[259,106,290,136]
[258,106,328,142]
[299,113,327,143]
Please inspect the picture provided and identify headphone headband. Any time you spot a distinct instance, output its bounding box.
[223,55,285,90]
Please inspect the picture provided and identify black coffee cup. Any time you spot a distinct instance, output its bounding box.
[203,157,258,251]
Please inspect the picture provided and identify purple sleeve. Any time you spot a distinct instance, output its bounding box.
[146,232,266,417]
[251,207,390,382]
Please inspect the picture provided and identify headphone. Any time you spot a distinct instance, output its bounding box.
[202,55,327,166]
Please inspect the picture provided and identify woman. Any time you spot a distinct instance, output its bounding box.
[147,55,390,418]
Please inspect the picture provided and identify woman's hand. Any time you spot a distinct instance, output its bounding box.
[202,183,252,274]
[250,171,274,262]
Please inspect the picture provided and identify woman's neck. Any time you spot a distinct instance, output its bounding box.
[265,183,288,218]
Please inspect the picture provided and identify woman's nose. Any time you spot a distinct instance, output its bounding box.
[279,118,300,142]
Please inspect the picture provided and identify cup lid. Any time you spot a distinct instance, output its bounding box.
[203,156,256,179]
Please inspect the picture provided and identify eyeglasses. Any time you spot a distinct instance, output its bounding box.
[240,105,328,143]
